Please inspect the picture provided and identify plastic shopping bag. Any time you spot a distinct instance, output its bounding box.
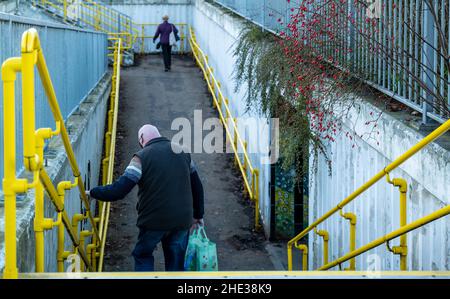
[184,226,218,271]
[169,25,178,48]
[195,227,218,271]
[184,228,203,271]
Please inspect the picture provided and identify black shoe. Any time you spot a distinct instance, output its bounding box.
[165,68,169,72]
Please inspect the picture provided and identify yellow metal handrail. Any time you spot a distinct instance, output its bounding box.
[1,29,122,278]
[2,28,99,278]
[188,27,260,230]
[287,118,450,271]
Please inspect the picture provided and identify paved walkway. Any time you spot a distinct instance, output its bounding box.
[103,55,276,271]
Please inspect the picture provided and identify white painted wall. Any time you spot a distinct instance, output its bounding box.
[309,99,450,271]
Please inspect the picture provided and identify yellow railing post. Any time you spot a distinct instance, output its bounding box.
[386,175,408,271]
[210,67,215,100]
[217,81,222,108]
[224,98,229,117]
[180,24,185,54]
[287,243,293,271]
[2,57,22,279]
[253,169,260,231]
[56,178,77,272]
[339,210,356,270]
[399,181,408,270]
[141,24,145,55]
[233,117,238,167]
[243,141,248,172]
[95,6,100,31]
[63,0,68,22]
[21,31,47,272]
[79,230,93,271]
[21,48,38,172]
[33,127,57,272]
[315,228,329,266]
[295,244,308,271]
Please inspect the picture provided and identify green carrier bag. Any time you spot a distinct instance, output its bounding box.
[184,226,218,271]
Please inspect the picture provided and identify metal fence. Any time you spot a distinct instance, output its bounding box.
[0,12,108,195]
[214,0,450,124]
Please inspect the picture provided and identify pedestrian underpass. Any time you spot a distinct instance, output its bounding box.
[102,55,275,272]
[1,0,450,279]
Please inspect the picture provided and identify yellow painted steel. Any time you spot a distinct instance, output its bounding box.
[386,175,408,271]
[33,111,61,272]
[294,244,308,271]
[188,27,261,230]
[2,57,23,279]
[288,117,450,271]
[314,228,329,266]
[2,28,103,278]
[318,203,450,271]
[97,38,123,271]
[56,178,78,272]
[339,210,356,270]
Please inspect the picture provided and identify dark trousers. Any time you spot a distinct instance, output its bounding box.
[161,44,172,70]
[132,228,189,271]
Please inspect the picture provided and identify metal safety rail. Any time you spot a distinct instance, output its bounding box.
[1,28,122,278]
[133,22,188,55]
[287,118,450,271]
[188,27,261,230]
[31,0,134,49]
[97,36,122,271]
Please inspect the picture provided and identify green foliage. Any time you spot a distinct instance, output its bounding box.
[233,25,329,179]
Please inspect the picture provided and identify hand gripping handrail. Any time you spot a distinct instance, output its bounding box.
[287,118,450,271]
[188,27,261,230]
[2,28,100,278]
